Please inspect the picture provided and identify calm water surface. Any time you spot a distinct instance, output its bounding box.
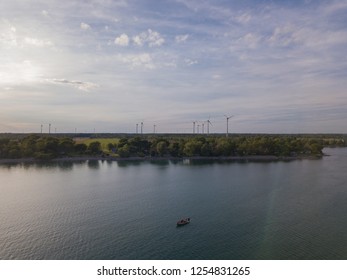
[1,148,347,260]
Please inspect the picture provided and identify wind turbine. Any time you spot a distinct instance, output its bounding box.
[136,123,138,134]
[193,121,196,134]
[49,123,51,134]
[153,124,156,134]
[197,123,200,134]
[224,115,233,137]
[202,122,205,134]
[141,121,144,134]
[206,117,212,134]
[40,124,43,134]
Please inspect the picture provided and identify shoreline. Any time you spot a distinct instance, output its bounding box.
[0,154,323,164]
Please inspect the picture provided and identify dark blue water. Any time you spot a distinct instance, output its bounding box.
[1,148,347,260]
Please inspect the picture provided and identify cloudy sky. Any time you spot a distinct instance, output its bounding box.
[1,0,347,134]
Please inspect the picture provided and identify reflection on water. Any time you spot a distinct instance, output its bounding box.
[116,160,142,168]
[29,161,75,171]
[0,157,298,171]
[87,160,100,169]
[0,161,82,171]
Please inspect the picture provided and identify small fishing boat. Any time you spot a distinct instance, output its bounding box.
[177,217,190,226]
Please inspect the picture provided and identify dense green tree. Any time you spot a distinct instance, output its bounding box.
[128,137,151,155]
[59,138,75,155]
[21,135,39,157]
[74,143,87,154]
[45,137,59,153]
[183,140,202,156]
[107,143,115,152]
[117,138,128,148]
[168,141,182,157]
[0,138,10,158]
[200,143,212,156]
[88,141,102,154]
[7,140,21,158]
[214,138,233,156]
[156,141,169,156]
[117,144,130,157]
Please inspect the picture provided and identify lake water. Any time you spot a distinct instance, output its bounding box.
[1,148,347,260]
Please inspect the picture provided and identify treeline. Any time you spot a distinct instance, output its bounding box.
[0,135,87,160]
[0,134,336,160]
[116,136,326,158]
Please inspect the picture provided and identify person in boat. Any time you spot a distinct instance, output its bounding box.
[177,217,191,226]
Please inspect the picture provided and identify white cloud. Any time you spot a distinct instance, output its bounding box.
[268,24,299,47]
[47,78,99,91]
[0,21,53,49]
[234,13,251,24]
[115,33,129,46]
[147,29,165,47]
[230,33,262,51]
[242,33,261,49]
[175,34,189,43]
[267,23,347,51]
[118,53,155,69]
[80,22,91,30]
[41,10,49,17]
[0,60,42,85]
[24,37,53,47]
[0,21,18,47]
[133,29,164,47]
[184,58,198,66]
[323,1,347,14]
[132,34,143,46]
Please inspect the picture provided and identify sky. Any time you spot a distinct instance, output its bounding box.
[1,0,347,134]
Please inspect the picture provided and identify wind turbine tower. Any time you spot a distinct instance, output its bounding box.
[49,123,51,134]
[207,117,212,134]
[141,122,143,134]
[224,115,233,137]
[136,123,138,134]
[193,121,196,134]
